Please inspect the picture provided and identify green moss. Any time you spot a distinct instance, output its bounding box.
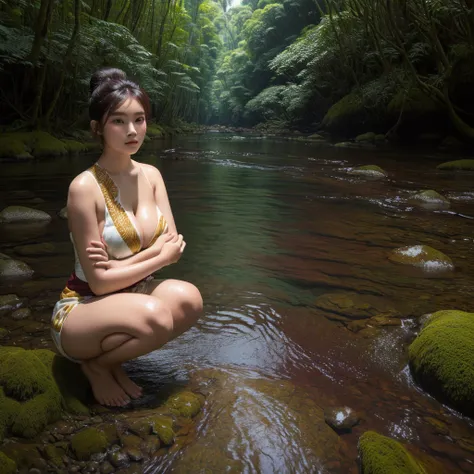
[70,427,108,460]
[149,415,175,445]
[0,452,16,474]
[0,347,89,440]
[43,444,63,467]
[349,165,388,178]
[165,391,202,418]
[359,431,426,473]
[436,159,474,170]
[61,139,87,154]
[409,310,474,417]
[388,245,453,271]
[355,132,376,142]
[0,137,32,159]
[32,131,68,157]
[147,124,165,138]
[322,92,365,130]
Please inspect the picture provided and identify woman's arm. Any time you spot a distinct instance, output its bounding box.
[68,173,180,295]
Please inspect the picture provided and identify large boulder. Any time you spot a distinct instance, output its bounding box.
[0,347,89,441]
[409,310,474,417]
[0,254,34,281]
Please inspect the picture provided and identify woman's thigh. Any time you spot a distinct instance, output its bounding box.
[60,292,173,360]
[147,279,203,336]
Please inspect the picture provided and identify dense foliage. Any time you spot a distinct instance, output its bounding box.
[1,0,474,140]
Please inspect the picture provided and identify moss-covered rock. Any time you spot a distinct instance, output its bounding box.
[0,137,33,160]
[31,131,68,157]
[0,347,89,441]
[322,92,366,132]
[409,310,474,417]
[149,415,175,446]
[147,124,165,138]
[0,443,42,471]
[43,444,64,467]
[61,139,87,154]
[164,391,202,418]
[407,190,450,210]
[358,431,427,473]
[355,132,376,143]
[0,452,16,474]
[436,159,474,171]
[349,165,388,179]
[388,88,440,117]
[70,427,108,460]
[388,245,453,272]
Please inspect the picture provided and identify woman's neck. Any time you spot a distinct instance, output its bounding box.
[97,149,133,175]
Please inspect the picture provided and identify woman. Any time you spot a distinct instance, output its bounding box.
[51,68,203,407]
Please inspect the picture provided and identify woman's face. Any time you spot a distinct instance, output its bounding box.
[101,97,147,156]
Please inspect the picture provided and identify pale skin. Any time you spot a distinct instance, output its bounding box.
[60,97,203,407]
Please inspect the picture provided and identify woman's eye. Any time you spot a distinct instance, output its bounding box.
[112,119,124,124]
[136,117,145,123]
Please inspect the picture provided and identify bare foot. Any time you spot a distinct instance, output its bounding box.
[81,360,130,407]
[112,365,143,399]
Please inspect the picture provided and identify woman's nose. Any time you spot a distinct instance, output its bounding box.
[127,123,137,135]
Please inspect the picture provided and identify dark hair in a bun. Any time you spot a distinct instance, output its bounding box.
[89,67,151,137]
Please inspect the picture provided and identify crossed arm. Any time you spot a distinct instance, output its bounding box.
[68,165,185,296]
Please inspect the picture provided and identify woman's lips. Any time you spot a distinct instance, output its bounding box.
[125,140,138,145]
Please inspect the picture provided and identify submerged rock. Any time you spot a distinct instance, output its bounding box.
[436,159,474,170]
[358,431,426,473]
[70,427,108,461]
[0,294,23,317]
[408,190,450,210]
[0,205,51,223]
[409,310,474,418]
[388,245,453,272]
[324,406,361,433]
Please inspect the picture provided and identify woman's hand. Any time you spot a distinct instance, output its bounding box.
[150,231,177,254]
[86,240,121,270]
[160,234,186,265]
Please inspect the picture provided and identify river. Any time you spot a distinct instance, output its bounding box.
[1,133,473,473]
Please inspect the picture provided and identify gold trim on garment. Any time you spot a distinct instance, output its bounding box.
[91,164,141,254]
[52,303,76,332]
[149,214,167,246]
[60,286,81,299]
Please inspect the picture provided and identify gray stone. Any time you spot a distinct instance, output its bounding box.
[0,257,34,281]
[0,293,23,316]
[324,406,361,433]
[0,205,51,223]
[11,308,32,320]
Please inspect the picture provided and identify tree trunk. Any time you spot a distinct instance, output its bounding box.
[44,0,81,127]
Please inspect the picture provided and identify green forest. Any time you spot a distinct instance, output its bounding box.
[1,0,474,146]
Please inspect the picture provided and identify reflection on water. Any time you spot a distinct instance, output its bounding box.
[1,135,474,472]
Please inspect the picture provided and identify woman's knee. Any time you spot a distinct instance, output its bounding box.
[138,297,174,338]
[158,280,204,314]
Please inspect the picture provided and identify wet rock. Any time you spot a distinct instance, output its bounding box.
[355,132,376,143]
[0,328,9,340]
[314,292,400,321]
[0,294,23,316]
[42,444,64,467]
[388,245,454,272]
[0,255,34,281]
[11,307,32,320]
[324,406,361,433]
[409,310,474,418]
[436,159,474,170]
[149,415,175,446]
[120,434,142,450]
[0,205,51,223]
[165,391,202,418]
[408,190,450,210]
[59,207,68,219]
[358,431,426,473]
[71,427,108,461]
[348,165,387,179]
[125,448,143,462]
[108,450,129,468]
[141,435,161,455]
[0,443,43,471]
[0,452,16,474]
[14,243,57,256]
[0,347,89,441]
[100,461,115,474]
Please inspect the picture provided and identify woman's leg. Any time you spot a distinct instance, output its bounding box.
[60,293,174,406]
[148,279,203,337]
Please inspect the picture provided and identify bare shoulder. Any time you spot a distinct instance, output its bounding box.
[140,162,164,184]
[68,170,98,202]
